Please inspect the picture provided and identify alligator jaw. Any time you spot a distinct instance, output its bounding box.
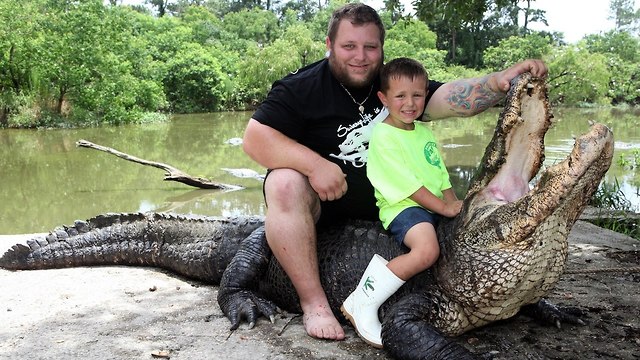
[460,72,615,243]
[433,73,614,334]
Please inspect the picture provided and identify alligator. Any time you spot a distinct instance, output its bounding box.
[0,73,614,360]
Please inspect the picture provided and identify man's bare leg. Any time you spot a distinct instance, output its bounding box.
[264,169,345,340]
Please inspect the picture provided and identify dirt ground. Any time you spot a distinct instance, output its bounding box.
[0,219,638,360]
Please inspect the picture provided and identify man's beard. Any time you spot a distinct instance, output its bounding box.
[328,50,382,89]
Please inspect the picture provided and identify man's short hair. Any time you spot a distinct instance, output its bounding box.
[327,3,385,46]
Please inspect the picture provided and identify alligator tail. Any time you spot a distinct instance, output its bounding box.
[0,212,264,284]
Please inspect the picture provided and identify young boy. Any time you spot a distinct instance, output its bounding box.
[341,58,463,348]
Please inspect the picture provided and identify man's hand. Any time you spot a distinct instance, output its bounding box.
[495,59,548,93]
[308,159,347,201]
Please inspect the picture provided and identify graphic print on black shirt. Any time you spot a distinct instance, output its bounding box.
[329,106,389,168]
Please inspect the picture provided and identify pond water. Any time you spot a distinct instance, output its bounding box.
[1,108,638,234]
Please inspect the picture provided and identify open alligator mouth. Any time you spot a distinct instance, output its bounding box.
[433,73,614,334]
[469,74,550,205]
[461,72,614,233]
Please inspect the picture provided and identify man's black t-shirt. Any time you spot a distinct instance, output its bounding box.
[252,59,443,222]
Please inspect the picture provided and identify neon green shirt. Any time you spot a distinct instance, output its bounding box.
[367,122,452,229]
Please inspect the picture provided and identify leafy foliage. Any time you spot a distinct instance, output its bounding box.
[238,22,325,105]
[583,31,640,105]
[483,33,552,71]
[0,0,639,127]
[546,46,611,105]
[164,43,230,113]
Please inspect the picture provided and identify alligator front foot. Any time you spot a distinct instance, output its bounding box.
[217,226,279,330]
[520,298,587,328]
[219,289,279,330]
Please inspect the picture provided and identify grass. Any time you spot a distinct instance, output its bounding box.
[589,178,639,240]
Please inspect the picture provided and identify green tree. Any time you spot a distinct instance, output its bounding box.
[16,1,167,126]
[584,30,639,63]
[384,17,450,77]
[164,43,230,112]
[36,0,110,116]
[277,0,319,21]
[584,31,640,104]
[238,22,324,105]
[382,0,405,24]
[147,0,171,16]
[519,0,548,33]
[546,46,611,105]
[483,33,552,71]
[606,53,640,104]
[222,7,279,44]
[0,0,44,125]
[609,0,639,32]
[179,5,224,45]
[386,18,438,52]
[414,0,548,67]
[415,0,488,64]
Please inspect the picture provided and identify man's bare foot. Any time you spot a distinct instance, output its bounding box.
[302,304,345,340]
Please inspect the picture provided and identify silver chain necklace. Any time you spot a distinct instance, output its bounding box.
[339,83,373,113]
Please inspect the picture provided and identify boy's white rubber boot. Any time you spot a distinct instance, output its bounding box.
[340,254,405,348]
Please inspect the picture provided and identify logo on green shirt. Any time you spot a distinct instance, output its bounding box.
[424,141,441,167]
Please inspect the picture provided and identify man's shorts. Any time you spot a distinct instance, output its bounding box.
[387,206,441,245]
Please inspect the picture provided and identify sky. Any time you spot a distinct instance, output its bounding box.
[524,0,618,42]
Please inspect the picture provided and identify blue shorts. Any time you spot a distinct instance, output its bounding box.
[387,207,441,245]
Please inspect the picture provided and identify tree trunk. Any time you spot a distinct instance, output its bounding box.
[450,28,457,63]
[0,107,8,127]
[56,88,65,115]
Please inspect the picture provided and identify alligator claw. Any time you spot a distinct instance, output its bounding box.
[221,289,279,330]
[521,298,588,328]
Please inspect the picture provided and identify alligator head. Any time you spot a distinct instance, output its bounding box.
[434,72,614,335]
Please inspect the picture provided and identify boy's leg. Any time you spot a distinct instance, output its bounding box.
[386,222,439,280]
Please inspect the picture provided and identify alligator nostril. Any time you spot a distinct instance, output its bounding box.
[526,83,535,96]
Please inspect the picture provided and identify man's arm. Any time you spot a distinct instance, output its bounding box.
[424,59,548,120]
[243,119,347,201]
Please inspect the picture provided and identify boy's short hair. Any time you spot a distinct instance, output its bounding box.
[380,58,429,93]
[327,3,385,46]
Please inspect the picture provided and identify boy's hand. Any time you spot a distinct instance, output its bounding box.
[442,200,463,218]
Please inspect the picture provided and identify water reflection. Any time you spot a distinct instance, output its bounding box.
[0,108,638,234]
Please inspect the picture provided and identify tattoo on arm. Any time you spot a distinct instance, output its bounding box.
[446,76,504,116]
